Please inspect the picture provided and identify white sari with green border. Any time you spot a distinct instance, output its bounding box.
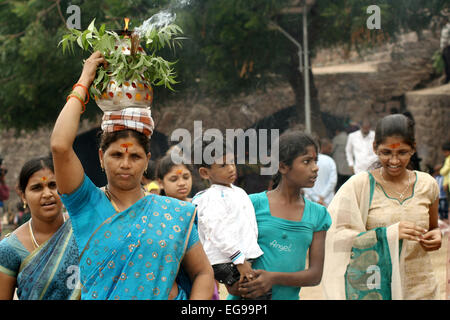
[322,172,403,300]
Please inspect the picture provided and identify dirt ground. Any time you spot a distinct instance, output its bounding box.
[219,234,449,300]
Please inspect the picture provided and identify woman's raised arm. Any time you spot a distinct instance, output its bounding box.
[51,51,105,194]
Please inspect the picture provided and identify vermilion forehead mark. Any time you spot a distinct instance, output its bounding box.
[120,142,134,152]
[388,143,401,149]
[176,169,183,175]
[41,176,47,181]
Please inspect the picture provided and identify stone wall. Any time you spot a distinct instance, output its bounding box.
[152,84,295,137]
[312,31,441,124]
[311,30,447,171]
[0,119,95,214]
[406,84,450,169]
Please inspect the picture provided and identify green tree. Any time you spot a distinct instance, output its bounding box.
[0,0,170,130]
[0,0,448,132]
[172,0,448,134]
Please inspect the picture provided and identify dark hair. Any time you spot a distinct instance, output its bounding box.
[191,133,234,170]
[442,141,450,152]
[19,156,54,193]
[156,153,193,180]
[271,131,318,188]
[143,159,157,180]
[277,131,318,167]
[374,114,415,148]
[402,111,415,125]
[99,130,150,154]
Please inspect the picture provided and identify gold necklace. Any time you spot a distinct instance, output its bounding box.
[380,167,411,200]
[28,215,67,249]
[104,185,145,213]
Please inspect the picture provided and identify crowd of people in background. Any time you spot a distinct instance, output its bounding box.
[0,51,448,301]
[2,115,448,240]
[1,112,447,300]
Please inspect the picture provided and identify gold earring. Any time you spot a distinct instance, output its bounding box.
[23,201,27,209]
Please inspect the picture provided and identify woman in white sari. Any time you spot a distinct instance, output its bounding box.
[322,114,442,300]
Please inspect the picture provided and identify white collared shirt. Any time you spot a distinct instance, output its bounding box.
[192,184,263,265]
[345,130,378,174]
[304,153,337,206]
[441,23,450,50]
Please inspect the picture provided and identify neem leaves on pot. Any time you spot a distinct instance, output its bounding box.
[59,18,183,111]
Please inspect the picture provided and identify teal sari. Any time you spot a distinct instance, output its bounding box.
[17,219,80,300]
[62,175,197,300]
[344,227,398,300]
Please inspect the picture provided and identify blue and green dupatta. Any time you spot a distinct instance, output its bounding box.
[17,219,80,300]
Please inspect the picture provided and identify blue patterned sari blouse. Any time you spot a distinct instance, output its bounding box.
[0,220,79,300]
[60,175,198,300]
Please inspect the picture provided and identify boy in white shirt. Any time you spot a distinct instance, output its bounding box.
[191,140,268,299]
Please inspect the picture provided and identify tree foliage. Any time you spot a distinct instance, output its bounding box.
[0,0,171,130]
[0,0,448,131]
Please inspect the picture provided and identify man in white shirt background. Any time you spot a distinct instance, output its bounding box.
[304,138,337,207]
[345,119,378,174]
[332,125,353,191]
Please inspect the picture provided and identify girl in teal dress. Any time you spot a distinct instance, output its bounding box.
[229,130,331,300]
[51,51,214,300]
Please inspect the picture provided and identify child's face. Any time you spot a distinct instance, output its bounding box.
[200,154,237,187]
[280,146,319,189]
[159,165,192,201]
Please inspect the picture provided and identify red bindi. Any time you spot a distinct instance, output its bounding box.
[388,143,401,149]
[120,142,134,153]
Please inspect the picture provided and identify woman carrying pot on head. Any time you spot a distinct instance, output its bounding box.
[50,51,214,300]
[0,156,80,300]
[322,114,442,300]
